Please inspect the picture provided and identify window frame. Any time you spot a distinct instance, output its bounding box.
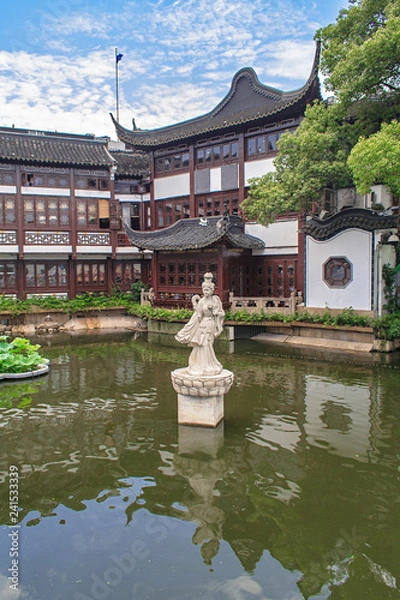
[76,199,98,228]
[0,196,16,225]
[154,151,190,176]
[323,256,353,289]
[0,261,17,291]
[23,196,70,228]
[25,261,68,290]
[196,141,239,168]
[75,261,107,290]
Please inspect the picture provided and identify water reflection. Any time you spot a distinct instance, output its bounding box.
[0,336,399,599]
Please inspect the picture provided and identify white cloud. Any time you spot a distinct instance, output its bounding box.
[0,50,116,136]
[206,575,264,600]
[0,0,333,137]
[43,13,110,38]
[262,40,317,81]
[121,82,220,130]
[0,574,28,600]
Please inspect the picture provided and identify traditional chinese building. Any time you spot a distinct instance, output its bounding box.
[112,43,322,302]
[0,127,149,298]
[125,213,265,305]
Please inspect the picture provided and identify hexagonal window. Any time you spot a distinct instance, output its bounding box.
[323,256,352,288]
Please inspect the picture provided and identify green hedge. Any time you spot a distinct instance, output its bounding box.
[1,294,400,342]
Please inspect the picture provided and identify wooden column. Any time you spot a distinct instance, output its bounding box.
[238,132,245,208]
[296,213,306,296]
[15,165,25,299]
[149,152,156,230]
[68,258,76,300]
[69,169,77,299]
[189,145,196,217]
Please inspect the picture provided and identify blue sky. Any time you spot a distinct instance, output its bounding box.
[0,0,349,140]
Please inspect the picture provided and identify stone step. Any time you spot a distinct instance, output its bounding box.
[252,333,374,353]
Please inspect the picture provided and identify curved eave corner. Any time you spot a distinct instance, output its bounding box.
[281,39,322,103]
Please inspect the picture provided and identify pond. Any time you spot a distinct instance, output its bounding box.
[0,332,399,600]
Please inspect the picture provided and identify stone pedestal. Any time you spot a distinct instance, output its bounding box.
[171,368,234,427]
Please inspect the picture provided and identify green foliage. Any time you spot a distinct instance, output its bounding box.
[0,292,139,316]
[373,312,400,340]
[382,263,400,313]
[130,281,148,303]
[243,0,400,224]
[317,0,400,106]
[348,120,400,196]
[126,304,193,322]
[1,295,399,342]
[0,336,47,374]
[226,306,400,341]
[242,101,354,225]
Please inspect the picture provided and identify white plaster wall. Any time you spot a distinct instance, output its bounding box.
[210,167,221,192]
[116,193,150,202]
[0,185,17,194]
[244,158,275,185]
[245,219,298,255]
[0,246,19,254]
[306,229,372,310]
[154,173,190,199]
[22,186,71,196]
[74,189,110,198]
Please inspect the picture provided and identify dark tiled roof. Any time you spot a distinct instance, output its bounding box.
[112,42,321,149]
[0,128,114,167]
[302,208,400,241]
[109,149,150,178]
[125,215,265,251]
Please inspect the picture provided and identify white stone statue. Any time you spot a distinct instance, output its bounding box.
[175,273,225,376]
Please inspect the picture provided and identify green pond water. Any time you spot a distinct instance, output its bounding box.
[0,332,400,600]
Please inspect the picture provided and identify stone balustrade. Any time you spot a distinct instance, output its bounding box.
[228,291,303,315]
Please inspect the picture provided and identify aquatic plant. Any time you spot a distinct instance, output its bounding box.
[0,336,47,374]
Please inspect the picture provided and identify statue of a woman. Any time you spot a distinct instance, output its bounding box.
[175,273,225,376]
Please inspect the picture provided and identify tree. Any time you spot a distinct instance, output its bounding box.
[242,102,353,225]
[243,0,400,225]
[348,119,400,197]
[318,0,400,107]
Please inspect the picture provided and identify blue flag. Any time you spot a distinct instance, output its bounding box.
[116,53,123,63]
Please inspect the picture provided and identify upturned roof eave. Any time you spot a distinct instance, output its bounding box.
[111,84,318,149]
[111,41,322,149]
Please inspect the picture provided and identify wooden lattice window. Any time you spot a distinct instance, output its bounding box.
[323,256,352,288]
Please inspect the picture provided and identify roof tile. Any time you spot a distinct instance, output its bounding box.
[125,215,265,251]
[0,128,114,167]
[302,208,399,240]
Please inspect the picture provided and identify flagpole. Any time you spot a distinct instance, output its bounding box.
[115,47,120,122]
